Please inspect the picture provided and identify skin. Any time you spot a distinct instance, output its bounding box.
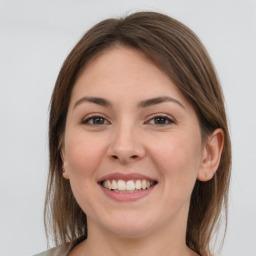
[62,46,224,256]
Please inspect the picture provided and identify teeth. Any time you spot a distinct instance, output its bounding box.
[102,179,155,192]
[126,180,135,190]
[141,180,147,189]
[112,180,118,189]
[105,180,111,189]
[135,180,142,189]
[117,180,126,190]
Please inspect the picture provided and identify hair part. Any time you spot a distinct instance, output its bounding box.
[45,11,231,256]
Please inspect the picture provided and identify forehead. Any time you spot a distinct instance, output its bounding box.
[70,46,188,107]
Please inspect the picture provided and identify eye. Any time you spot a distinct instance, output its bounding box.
[147,115,175,125]
[82,115,110,125]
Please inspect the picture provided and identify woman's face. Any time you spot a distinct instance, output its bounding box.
[62,46,206,238]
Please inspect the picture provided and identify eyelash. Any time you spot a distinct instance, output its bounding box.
[81,114,175,127]
[81,114,110,125]
[146,115,175,126]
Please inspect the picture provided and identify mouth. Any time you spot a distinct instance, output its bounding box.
[100,179,157,193]
[97,173,158,198]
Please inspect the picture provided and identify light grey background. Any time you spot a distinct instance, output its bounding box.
[0,0,255,255]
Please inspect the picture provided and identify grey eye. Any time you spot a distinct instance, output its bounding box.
[148,116,174,125]
[82,116,108,125]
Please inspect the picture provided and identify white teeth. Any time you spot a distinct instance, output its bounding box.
[102,179,155,191]
[141,180,147,189]
[112,180,118,189]
[135,180,142,189]
[126,180,135,190]
[105,180,111,189]
[117,180,126,190]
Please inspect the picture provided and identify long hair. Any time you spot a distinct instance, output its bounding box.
[44,11,231,256]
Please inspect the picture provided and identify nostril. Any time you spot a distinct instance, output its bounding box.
[111,155,138,160]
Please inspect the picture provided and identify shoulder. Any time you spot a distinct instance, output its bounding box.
[34,243,72,256]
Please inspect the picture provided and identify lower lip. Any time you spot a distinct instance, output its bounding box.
[100,185,156,202]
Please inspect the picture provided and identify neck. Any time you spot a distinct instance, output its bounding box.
[72,219,198,256]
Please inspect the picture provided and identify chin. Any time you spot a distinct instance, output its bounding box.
[99,212,156,238]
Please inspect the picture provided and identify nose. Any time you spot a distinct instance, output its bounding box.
[107,124,145,164]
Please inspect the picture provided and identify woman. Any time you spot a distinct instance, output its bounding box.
[36,11,231,256]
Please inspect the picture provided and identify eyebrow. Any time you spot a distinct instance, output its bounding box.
[138,96,185,109]
[73,97,112,109]
[73,96,185,109]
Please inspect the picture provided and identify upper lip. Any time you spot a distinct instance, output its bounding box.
[98,172,157,183]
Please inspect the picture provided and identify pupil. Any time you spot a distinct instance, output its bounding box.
[155,117,166,124]
[94,117,104,124]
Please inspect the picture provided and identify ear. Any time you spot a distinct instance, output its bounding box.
[61,144,70,180]
[197,128,224,182]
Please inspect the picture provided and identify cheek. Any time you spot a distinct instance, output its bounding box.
[65,131,106,179]
[64,131,107,214]
[149,132,202,190]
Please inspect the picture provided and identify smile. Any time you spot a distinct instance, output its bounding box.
[98,173,158,201]
[102,179,156,193]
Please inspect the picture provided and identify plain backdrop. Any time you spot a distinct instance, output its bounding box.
[0,0,256,255]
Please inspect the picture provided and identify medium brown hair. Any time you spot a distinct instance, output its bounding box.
[45,11,231,256]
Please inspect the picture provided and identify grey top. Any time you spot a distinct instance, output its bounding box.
[34,236,85,256]
[34,242,75,256]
